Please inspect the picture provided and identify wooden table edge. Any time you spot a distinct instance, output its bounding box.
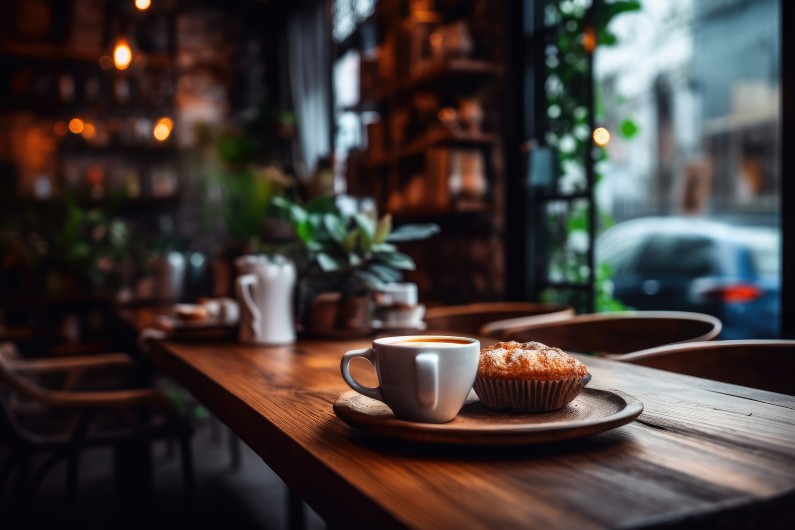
[149,340,409,529]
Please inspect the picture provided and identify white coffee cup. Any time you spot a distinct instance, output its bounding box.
[340,335,480,423]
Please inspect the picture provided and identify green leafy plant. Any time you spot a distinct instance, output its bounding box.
[215,164,291,247]
[0,193,130,296]
[540,0,641,312]
[196,118,295,255]
[271,194,440,305]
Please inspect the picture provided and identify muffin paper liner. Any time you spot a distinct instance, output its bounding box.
[473,375,590,412]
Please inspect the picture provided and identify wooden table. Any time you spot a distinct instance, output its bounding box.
[110,315,795,530]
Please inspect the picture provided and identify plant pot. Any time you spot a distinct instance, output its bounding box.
[335,294,372,332]
[304,292,372,337]
[304,292,341,334]
[213,255,235,298]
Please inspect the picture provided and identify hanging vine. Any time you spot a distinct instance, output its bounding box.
[541,0,640,312]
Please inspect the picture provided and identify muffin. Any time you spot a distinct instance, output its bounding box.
[473,341,591,412]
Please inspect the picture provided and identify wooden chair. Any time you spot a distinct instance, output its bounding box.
[0,344,194,505]
[616,340,795,395]
[424,302,574,338]
[501,311,722,356]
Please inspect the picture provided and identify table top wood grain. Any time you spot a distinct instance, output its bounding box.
[117,309,795,529]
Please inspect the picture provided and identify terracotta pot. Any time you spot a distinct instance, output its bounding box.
[213,256,235,298]
[304,292,342,334]
[335,294,372,332]
[304,292,372,335]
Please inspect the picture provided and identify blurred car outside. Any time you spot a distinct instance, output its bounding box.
[597,216,780,339]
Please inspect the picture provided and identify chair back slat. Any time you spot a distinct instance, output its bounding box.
[502,311,722,356]
[424,302,574,337]
[617,340,795,395]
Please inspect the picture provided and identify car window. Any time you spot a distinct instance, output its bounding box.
[597,227,646,274]
[749,243,779,279]
[734,230,780,280]
[597,234,643,274]
[636,235,721,278]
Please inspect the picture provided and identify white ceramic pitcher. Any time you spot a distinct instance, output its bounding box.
[234,254,296,345]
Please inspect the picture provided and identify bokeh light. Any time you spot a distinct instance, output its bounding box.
[113,39,133,70]
[82,123,97,140]
[135,0,152,10]
[593,127,611,147]
[437,107,456,122]
[54,121,68,136]
[157,117,174,130]
[582,26,596,53]
[68,118,85,134]
[153,117,173,141]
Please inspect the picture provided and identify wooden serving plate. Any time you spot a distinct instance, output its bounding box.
[333,387,643,445]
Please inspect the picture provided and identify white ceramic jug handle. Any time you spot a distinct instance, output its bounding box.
[236,273,262,340]
[415,352,439,410]
[340,348,383,402]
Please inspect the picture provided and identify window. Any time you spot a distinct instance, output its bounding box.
[516,0,783,337]
[636,236,718,279]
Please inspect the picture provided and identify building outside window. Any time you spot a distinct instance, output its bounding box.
[594,0,781,338]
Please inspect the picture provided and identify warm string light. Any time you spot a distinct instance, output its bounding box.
[135,0,152,10]
[68,118,85,134]
[153,117,173,141]
[82,123,97,140]
[66,118,98,139]
[113,39,133,70]
[157,117,174,130]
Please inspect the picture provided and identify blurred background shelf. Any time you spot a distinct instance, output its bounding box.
[400,58,500,94]
[392,202,494,223]
[352,59,500,111]
[0,41,173,68]
[363,130,497,169]
[336,1,507,304]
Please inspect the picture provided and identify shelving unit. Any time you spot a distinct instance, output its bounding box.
[350,58,499,111]
[0,41,173,68]
[0,0,179,205]
[0,1,181,354]
[334,0,507,303]
[392,202,494,223]
[362,130,497,169]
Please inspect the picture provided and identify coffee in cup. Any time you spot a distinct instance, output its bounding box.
[340,335,480,423]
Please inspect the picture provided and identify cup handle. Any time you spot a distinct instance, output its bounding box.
[340,348,382,402]
[235,274,261,340]
[415,352,439,410]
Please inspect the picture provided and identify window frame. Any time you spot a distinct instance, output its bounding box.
[506,0,793,337]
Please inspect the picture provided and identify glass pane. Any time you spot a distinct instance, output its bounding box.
[544,198,591,284]
[333,50,364,192]
[542,1,593,196]
[530,1,601,314]
[594,0,781,338]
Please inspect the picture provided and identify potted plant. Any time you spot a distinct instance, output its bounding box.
[0,193,130,298]
[271,194,440,335]
[205,123,294,296]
